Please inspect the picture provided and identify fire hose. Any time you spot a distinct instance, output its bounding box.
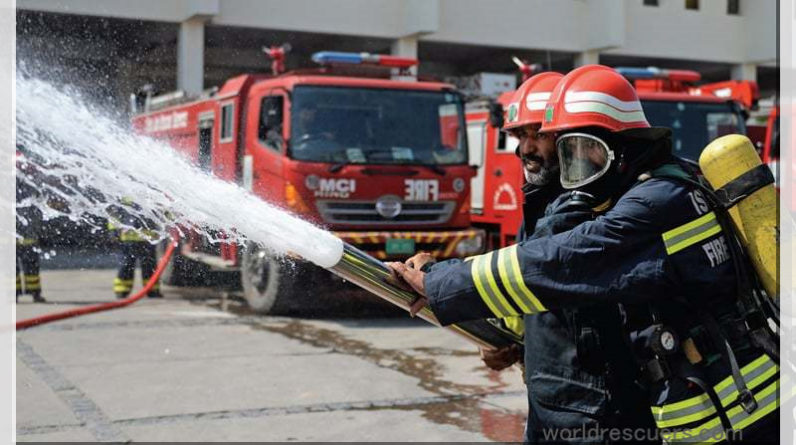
[16,235,521,348]
[16,240,177,330]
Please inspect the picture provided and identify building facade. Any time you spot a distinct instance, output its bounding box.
[17,0,778,108]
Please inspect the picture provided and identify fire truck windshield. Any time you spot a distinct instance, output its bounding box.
[289,85,467,165]
[641,100,745,161]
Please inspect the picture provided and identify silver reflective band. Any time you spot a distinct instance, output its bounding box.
[556,132,615,189]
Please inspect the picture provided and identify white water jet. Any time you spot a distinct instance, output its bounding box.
[14,74,344,269]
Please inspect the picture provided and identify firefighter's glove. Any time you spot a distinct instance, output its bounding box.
[480,344,522,371]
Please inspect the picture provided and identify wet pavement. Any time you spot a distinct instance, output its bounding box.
[16,266,527,442]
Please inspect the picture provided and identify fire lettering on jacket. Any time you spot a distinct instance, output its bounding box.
[702,236,730,268]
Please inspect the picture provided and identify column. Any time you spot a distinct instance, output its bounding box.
[731,63,757,82]
[574,49,600,67]
[177,18,205,95]
[391,35,419,78]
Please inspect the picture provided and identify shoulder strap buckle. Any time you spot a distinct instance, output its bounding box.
[738,388,758,414]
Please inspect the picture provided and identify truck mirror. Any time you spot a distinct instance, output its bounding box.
[488,102,504,129]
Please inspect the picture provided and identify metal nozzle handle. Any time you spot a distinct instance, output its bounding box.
[327,243,522,349]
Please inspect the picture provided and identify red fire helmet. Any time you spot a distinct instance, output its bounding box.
[502,71,564,131]
[539,64,651,134]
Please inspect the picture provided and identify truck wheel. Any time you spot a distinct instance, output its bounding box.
[241,243,296,314]
[156,240,209,287]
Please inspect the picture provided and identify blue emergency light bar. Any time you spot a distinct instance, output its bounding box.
[311,51,418,69]
[615,67,662,78]
[312,51,367,65]
[614,66,701,82]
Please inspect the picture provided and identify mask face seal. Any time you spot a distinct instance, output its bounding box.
[556,132,615,189]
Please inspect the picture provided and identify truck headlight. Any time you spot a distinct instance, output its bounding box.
[455,235,484,256]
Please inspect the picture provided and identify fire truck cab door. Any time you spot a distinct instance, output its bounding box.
[197,112,214,172]
[467,121,487,213]
[246,88,287,202]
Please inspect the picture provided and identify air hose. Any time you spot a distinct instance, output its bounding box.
[16,240,177,330]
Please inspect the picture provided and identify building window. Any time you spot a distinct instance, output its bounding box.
[220,102,234,142]
[643,0,658,6]
[728,0,740,15]
[685,0,699,10]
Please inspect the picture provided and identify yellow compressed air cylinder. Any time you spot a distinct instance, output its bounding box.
[699,134,778,299]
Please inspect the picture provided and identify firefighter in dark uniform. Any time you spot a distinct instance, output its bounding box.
[16,149,45,303]
[477,72,567,371]
[390,65,778,443]
[109,198,162,299]
[416,72,657,443]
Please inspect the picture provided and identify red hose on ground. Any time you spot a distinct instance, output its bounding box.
[16,239,178,330]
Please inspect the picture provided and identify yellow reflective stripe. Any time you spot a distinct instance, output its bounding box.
[726,379,779,432]
[496,246,533,314]
[663,212,716,240]
[16,238,38,245]
[666,379,779,444]
[662,212,721,255]
[506,245,547,313]
[719,363,778,407]
[653,403,716,429]
[481,252,519,317]
[661,416,725,444]
[471,255,509,318]
[651,354,777,429]
[714,355,772,394]
[113,277,134,292]
[503,316,525,337]
[120,233,144,241]
[25,283,41,290]
[651,393,710,414]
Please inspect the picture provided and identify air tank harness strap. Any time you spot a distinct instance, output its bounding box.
[699,312,758,415]
[713,164,775,209]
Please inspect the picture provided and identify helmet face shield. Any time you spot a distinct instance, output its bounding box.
[556,133,615,189]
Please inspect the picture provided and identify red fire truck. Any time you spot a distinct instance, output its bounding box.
[131,48,485,313]
[468,66,755,249]
[748,105,780,188]
[467,92,524,249]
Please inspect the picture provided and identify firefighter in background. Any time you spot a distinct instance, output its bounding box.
[477,72,566,370]
[16,149,45,303]
[109,198,162,299]
[390,65,777,443]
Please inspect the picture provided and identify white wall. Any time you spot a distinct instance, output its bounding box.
[611,0,747,62]
[17,0,777,64]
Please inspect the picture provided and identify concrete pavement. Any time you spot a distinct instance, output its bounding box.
[16,267,527,442]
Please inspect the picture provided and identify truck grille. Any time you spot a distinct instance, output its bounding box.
[317,200,455,225]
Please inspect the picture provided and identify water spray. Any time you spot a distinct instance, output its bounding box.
[15,74,521,348]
